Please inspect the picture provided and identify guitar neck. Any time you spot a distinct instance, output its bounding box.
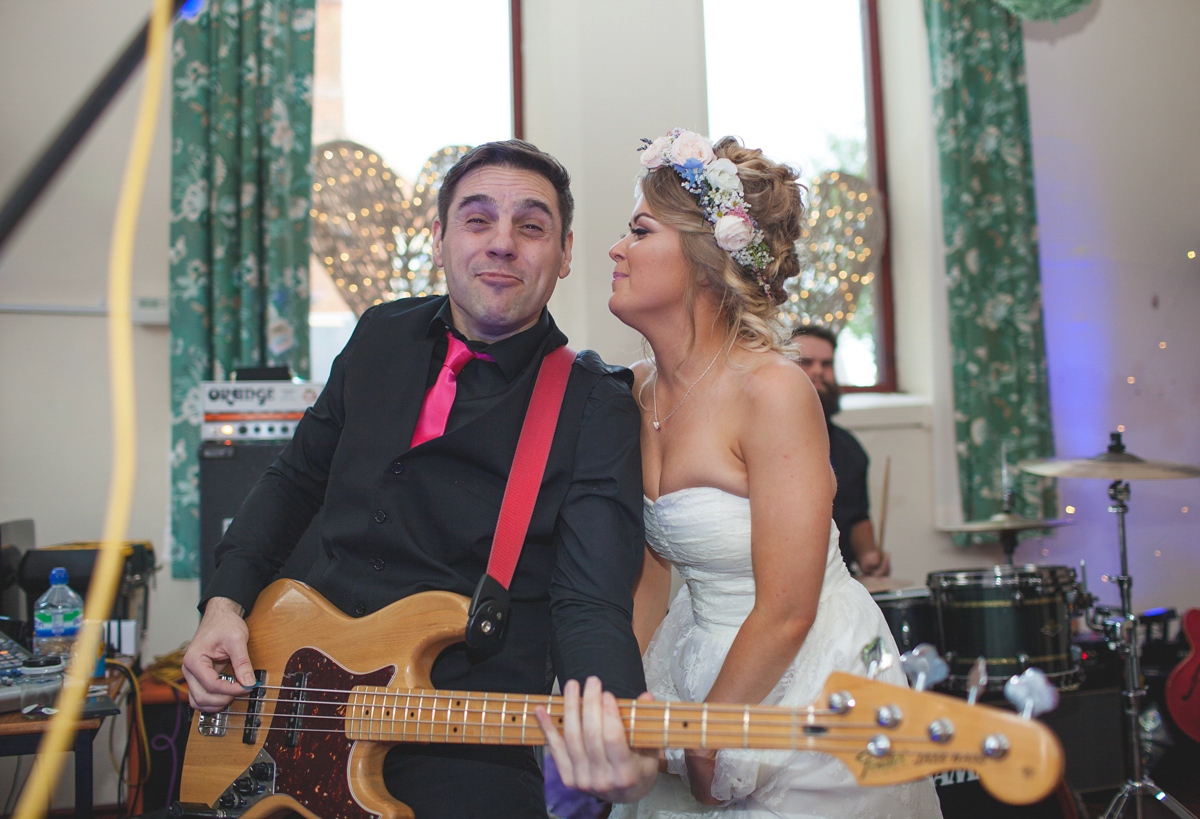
[345,686,841,751]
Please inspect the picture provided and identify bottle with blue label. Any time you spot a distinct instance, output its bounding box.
[32,567,83,660]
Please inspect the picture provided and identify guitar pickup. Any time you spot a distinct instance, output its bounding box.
[242,670,267,745]
[283,671,310,747]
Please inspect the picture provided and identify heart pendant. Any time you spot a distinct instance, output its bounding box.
[652,420,661,431]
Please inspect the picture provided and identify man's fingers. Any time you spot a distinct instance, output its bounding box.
[580,677,609,763]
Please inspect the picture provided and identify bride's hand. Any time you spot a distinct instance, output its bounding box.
[685,748,720,805]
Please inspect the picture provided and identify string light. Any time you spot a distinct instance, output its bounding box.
[310,140,468,314]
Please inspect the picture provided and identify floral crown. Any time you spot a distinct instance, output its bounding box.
[638,129,774,294]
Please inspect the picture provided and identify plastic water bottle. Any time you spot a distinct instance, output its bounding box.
[32,567,83,660]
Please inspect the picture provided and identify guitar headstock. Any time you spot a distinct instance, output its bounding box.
[817,671,1064,805]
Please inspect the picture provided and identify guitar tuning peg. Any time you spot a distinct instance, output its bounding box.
[860,637,894,680]
[966,657,988,706]
[1004,668,1060,718]
[900,644,949,692]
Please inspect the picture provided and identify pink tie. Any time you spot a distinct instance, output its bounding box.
[410,332,490,447]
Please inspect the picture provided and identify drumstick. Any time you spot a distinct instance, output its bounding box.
[877,455,891,553]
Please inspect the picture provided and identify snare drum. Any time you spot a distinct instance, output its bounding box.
[871,588,938,655]
[927,564,1081,693]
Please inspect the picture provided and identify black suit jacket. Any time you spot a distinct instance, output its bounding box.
[204,296,647,698]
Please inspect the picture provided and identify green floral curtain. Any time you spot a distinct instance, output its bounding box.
[924,0,1056,525]
[169,1,315,578]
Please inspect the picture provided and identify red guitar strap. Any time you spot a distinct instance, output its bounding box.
[465,344,576,655]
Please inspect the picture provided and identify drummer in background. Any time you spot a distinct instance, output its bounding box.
[791,324,890,577]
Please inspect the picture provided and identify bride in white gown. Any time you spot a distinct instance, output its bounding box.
[548,129,941,818]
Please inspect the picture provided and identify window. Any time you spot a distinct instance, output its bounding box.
[308,0,516,381]
[704,0,893,389]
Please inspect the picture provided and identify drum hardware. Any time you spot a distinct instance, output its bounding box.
[1019,432,1200,819]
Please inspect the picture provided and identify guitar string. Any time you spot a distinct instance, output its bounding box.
[200,693,964,747]
[216,689,854,726]
[217,686,999,732]
[191,720,942,747]
[222,684,856,718]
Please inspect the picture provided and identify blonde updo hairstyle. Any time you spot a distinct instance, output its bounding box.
[639,136,805,352]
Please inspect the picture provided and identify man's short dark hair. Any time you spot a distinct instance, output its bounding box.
[437,139,574,247]
[790,323,838,349]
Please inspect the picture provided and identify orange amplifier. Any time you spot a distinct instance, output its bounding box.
[201,380,324,442]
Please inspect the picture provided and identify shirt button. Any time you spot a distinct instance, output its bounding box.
[371,558,385,571]
[374,510,388,523]
[354,603,366,616]
[388,460,405,475]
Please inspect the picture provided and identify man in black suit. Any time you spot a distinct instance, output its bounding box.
[182,140,658,816]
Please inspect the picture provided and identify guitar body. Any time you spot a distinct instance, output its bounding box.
[180,579,470,819]
[1165,608,1200,742]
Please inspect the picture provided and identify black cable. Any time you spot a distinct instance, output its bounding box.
[0,0,188,255]
[4,755,25,816]
[107,659,149,818]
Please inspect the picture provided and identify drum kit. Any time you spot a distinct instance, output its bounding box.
[871,432,1200,819]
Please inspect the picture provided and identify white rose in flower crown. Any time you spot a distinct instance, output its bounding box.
[640,136,671,170]
[704,158,743,193]
[669,130,715,166]
[713,213,755,252]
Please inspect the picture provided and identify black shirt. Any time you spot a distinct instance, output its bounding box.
[204,296,647,699]
[829,421,870,570]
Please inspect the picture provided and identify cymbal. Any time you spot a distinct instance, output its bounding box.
[944,512,1074,534]
[1018,451,1200,481]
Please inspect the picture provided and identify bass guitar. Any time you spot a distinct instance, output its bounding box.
[179,579,1064,819]
[1165,608,1200,742]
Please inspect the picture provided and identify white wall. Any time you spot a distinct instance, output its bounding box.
[523,0,709,368]
[1,0,1198,809]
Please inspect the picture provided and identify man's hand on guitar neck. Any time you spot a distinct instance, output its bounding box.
[536,676,660,804]
[182,596,257,711]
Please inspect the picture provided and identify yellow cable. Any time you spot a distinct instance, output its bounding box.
[14,1,170,816]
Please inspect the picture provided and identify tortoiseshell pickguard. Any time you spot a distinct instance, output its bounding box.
[266,648,395,819]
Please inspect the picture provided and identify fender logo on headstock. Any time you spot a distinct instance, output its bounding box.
[856,750,988,779]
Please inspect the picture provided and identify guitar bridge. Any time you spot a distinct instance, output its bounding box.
[196,710,228,738]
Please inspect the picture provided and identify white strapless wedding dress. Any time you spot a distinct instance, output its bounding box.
[612,487,942,819]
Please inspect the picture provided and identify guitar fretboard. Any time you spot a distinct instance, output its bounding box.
[345,686,852,750]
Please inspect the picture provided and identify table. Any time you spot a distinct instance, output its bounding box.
[0,666,128,819]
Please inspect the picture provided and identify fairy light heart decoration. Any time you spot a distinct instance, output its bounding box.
[781,171,886,335]
[310,140,471,315]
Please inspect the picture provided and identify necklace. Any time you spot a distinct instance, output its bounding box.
[652,346,724,430]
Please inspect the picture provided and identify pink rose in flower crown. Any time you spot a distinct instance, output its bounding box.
[640,136,671,170]
[668,130,715,166]
[713,213,755,252]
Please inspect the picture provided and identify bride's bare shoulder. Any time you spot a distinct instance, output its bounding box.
[734,348,819,413]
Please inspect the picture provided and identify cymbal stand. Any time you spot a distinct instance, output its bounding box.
[998,487,1017,565]
[1093,479,1197,819]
